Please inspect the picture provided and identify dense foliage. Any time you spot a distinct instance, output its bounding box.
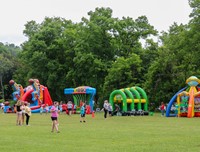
[0,43,21,100]
[1,0,199,108]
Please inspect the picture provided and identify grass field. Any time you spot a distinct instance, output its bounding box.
[0,112,200,152]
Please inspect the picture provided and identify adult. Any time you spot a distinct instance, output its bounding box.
[25,103,31,126]
[15,100,22,126]
[103,100,109,119]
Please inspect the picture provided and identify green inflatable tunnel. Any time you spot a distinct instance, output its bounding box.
[109,86,148,112]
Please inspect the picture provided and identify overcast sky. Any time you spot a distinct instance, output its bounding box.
[0,0,192,46]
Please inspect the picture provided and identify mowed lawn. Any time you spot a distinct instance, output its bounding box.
[0,112,200,152]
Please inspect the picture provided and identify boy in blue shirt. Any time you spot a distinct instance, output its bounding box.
[80,103,86,123]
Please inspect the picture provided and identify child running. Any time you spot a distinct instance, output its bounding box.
[50,102,60,133]
[80,103,86,123]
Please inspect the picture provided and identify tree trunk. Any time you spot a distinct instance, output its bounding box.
[0,75,4,101]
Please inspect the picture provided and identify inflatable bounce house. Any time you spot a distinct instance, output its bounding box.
[9,79,53,113]
[3,101,13,113]
[64,86,96,114]
[166,76,200,118]
[109,86,148,115]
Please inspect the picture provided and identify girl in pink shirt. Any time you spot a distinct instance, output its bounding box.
[50,102,60,133]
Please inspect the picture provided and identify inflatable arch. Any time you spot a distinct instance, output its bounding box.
[109,86,148,113]
[64,86,96,113]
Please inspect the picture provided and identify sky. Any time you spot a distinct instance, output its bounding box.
[0,0,192,46]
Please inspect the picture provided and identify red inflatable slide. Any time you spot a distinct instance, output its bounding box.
[21,87,53,112]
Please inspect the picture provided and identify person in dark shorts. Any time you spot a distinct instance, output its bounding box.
[103,100,109,118]
[67,101,73,116]
[50,102,60,133]
[25,103,31,126]
[80,103,86,123]
[16,100,22,126]
[108,103,113,116]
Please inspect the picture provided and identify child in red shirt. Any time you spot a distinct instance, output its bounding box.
[160,102,165,116]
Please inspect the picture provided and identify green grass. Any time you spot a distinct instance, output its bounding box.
[0,112,200,152]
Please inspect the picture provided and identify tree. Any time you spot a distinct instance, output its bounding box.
[0,43,21,100]
[14,7,159,103]
[144,0,200,105]
[103,53,142,99]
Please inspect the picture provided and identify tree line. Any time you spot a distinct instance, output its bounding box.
[0,0,199,107]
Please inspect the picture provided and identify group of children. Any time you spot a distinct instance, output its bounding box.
[15,100,31,126]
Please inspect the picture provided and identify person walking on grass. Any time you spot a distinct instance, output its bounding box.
[50,102,60,133]
[21,102,26,125]
[15,100,22,126]
[67,101,73,116]
[80,103,86,123]
[25,103,31,126]
[103,100,109,119]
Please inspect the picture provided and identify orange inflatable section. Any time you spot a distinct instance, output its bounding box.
[187,87,195,118]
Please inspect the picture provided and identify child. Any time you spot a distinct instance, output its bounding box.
[160,102,165,116]
[108,103,113,116]
[45,104,49,114]
[25,103,31,126]
[21,102,26,125]
[67,101,73,116]
[80,103,86,123]
[40,106,43,115]
[50,102,60,133]
[59,102,62,114]
[73,104,77,114]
